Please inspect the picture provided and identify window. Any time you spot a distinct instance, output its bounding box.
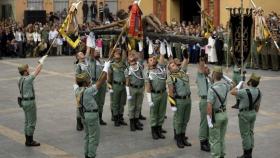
[54,0,69,13]
[27,0,43,10]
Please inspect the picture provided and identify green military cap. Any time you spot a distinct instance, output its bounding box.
[249,73,261,82]
[212,66,223,74]
[18,64,28,72]
[76,72,90,83]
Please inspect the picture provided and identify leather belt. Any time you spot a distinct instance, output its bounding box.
[151,89,166,94]
[175,95,191,99]
[113,81,125,85]
[84,109,98,113]
[130,84,144,89]
[22,97,35,101]
[200,96,207,99]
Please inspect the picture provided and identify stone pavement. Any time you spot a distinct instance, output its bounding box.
[0,56,279,158]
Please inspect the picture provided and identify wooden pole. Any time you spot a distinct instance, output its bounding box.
[241,0,245,80]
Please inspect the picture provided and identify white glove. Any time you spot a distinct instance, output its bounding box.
[160,41,166,55]
[73,84,79,91]
[235,81,244,90]
[38,55,48,64]
[223,75,233,84]
[86,32,96,48]
[167,42,172,57]
[109,89,114,93]
[171,106,177,112]
[148,40,154,55]
[126,86,132,100]
[146,93,154,107]
[207,115,214,128]
[138,41,143,52]
[103,61,111,73]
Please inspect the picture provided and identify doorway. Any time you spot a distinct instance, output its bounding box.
[180,0,201,24]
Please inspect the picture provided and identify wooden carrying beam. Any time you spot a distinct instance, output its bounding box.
[81,29,208,46]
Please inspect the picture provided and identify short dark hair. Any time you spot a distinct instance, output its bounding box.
[248,79,259,87]
[214,72,223,81]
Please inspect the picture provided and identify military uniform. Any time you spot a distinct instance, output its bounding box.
[109,60,127,126]
[196,70,211,151]
[87,58,107,125]
[207,68,231,158]
[75,61,90,131]
[18,64,41,147]
[75,75,100,158]
[236,73,262,158]
[167,66,192,147]
[125,62,144,131]
[145,63,167,139]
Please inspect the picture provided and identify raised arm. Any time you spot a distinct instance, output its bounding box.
[32,55,48,77]
[95,61,110,89]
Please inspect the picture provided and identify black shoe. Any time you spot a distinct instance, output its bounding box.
[135,118,143,130]
[159,126,167,133]
[200,139,210,152]
[164,115,167,119]
[151,126,159,140]
[114,115,120,127]
[175,134,184,148]
[99,113,107,126]
[156,126,165,139]
[130,119,136,131]
[25,135,40,147]
[181,133,191,146]
[237,149,251,158]
[139,113,146,120]
[119,114,128,126]
[76,118,83,131]
[136,119,143,127]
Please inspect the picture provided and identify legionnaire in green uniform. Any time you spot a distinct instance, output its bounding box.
[125,51,145,131]
[144,52,167,140]
[167,51,192,148]
[230,73,262,158]
[196,57,211,152]
[74,61,110,158]
[108,48,128,126]
[17,55,48,147]
[75,51,89,131]
[231,64,242,109]
[86,47,107,125]
[206,66,233,158]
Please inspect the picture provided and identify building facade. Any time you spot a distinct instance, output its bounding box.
[0,0,279,26]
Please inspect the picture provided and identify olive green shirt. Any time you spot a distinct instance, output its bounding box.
[207,81,231,110]
[237,87,262,110]
[75,61,89,75]
[87,58,104,82]
[124,62,144,87]
[166,66,190,97]
[19,75,36,99]
[196,72,211,97]
[75,85,98,111]
[144,64,167,91]
[109,61,127,83]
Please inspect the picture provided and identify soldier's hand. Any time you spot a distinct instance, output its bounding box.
[148,101,154,107]
[38,55,48,65]
[127,95,132,100]
[171,106,177,112]
[103,61,111,73]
